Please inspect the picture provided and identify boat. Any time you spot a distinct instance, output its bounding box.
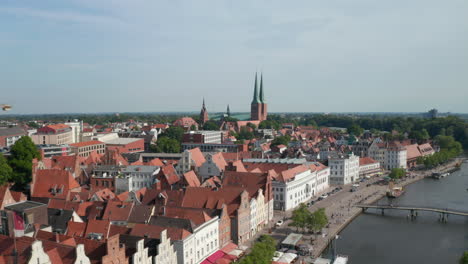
[432,172,442,179]
[386,182,404,198]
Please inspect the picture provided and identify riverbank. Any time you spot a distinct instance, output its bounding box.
[310,157,464,260]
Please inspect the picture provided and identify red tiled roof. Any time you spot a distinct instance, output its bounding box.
[85,219,110,237]
[164,207,212,226]
[210,152,228,170]
[159,165,180,185]
[45,124,71,131]
[102,201,134,222]
[70,140,104,148]
[130,223,191,241]
[32,169,80,199]
[173,117,198,127]
[406,144,422,160]
[183,171,201,187]
[188,148,206,167]
[146,158,164,166]
[66,221,86,237]
[359,157,379,166]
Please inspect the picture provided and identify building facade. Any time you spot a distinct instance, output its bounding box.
[70,140,106,157]
[0,127,26,148]
[329,154,360,185]
[31,124,73,145]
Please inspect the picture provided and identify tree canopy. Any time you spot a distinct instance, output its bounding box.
[0,154,13,185]
[161,126,185,142]
[460,251,468,264]
[347,124,364,136]
[8,136,41,187]
[236,235,276,264]
[389,168,406,179]
[271,135,291,147]
[151,136,181,153]
[289,204,328,233]
[202,120,219,131]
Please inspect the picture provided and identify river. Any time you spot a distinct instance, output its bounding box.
[328,163,468,264]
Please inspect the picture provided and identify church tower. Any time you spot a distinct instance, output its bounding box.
[250,72,267,121]
[226,104,231,117]
[259,73,267,121]
[200,98,209,125]
[250,73,262,121]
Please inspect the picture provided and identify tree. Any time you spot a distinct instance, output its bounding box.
[0,154,13,185]
[236,235,276,264]
[202,121,219,131]
[289,203,309,232]
[460,251,468,264]
[271,135,290,147]
[307,208,328,233]
[161,126,185,141]
[152,136,180,153]
[237,127,254,140]
[389,168,406,179]
[347,124,364,136]
[246,122,257,130]
[8,136,41,187]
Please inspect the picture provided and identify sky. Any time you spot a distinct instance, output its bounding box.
[1,0,468,114]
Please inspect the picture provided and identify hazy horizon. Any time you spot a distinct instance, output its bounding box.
[1,0,467,114]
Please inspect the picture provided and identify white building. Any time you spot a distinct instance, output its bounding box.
[368,140,407,170]
[173,216,219,264]
[114,165,160,194]
[184,130,223,144]
[154,230,178,264]
[271,162,330,211]
[359,157,381,177]
[329,154,360,185]
[65,120,83,143]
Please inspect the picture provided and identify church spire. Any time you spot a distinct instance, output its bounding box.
[252,72,260,104]
[259,73,265,103]
[202,98,206,110]
[227,104,231,117]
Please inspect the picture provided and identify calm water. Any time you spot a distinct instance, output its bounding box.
[332,163,468,264]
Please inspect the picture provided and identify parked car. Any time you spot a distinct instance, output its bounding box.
[320,194,328,199]
[276,220,284,227]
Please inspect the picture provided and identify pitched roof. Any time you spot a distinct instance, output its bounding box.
[102,201,134,222]
[359,157,379,166]
[32,169,80,199]
[127,205,154,224]
[85,219,110,238]
[130,223,191,241]
[223,171,268,199]
[210,152,228,170]
[187,148,206,167]
[406,144,422,160]
[159,165,180,185]
[173,117,198,127]
[66,221,86,237]
[164,207,212,226]
[183,170,201,187]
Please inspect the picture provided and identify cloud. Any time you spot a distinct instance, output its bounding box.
[0,7,126,27]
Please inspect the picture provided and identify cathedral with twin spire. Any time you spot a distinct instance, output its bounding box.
[250,72,267,121]
[199,72,267,125]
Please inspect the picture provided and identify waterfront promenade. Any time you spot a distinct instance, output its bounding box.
[245,158,464,263]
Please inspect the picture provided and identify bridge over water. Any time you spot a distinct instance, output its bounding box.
[355,204,468,222]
